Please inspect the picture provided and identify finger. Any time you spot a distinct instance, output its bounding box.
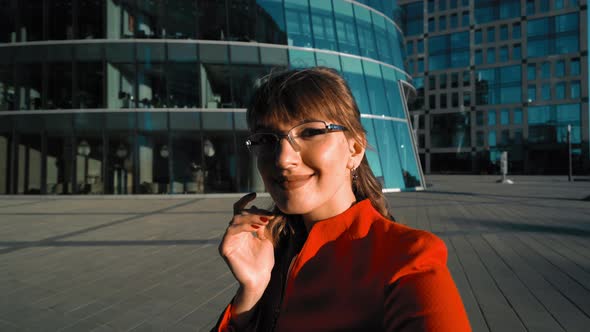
[226,220,267,236]
[233,192,256,215]
[229,214,269,228]
[242,205,274,217]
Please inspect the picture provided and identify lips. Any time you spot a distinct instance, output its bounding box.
[276,174,314,190]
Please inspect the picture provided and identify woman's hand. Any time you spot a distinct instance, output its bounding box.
[219,192,275,325]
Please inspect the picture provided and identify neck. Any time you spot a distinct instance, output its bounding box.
[301,189,357,232]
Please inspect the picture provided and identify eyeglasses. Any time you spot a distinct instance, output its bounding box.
[246,120,347,156]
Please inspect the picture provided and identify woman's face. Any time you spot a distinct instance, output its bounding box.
[255,118,365,224]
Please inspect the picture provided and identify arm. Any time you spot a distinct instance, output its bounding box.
[384,235,471,331]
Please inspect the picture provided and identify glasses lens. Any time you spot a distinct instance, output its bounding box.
[247,133,277,155]
[291,121,328,140]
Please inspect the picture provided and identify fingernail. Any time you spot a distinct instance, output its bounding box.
[260,217,269,222]
[252,224,260,229]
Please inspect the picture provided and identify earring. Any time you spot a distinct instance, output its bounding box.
[351,167,358,182]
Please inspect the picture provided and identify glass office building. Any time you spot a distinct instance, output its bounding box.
[401,0,589,174]
[0,0,423,195]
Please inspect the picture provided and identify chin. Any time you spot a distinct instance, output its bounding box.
[271,193,315,215]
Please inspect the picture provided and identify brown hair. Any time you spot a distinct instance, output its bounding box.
[247,67,390,246]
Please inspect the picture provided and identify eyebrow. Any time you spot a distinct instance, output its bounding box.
[253,119,324,132]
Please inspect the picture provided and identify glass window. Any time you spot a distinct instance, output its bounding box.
[197,0,227,40]
[451,72,459,88]
[393,122,422,188]
[403,2,424,36]
[430,113,471,148]
[487,48,495,64]
[526,0,535,15]
[439,73,447,89]
[499,46,508,62]
[500,109,509,125]
[541,62,550,79]
[106,44,135,109]
[450,14,458,28]
[541,84,551,100]
[257,0,288,44]
[556,82,566,99]
[555,60,565,77]
[450,0,458,9]
[354,6,378,59]
[288,49,316,68]
[370,120,403,189]
[527,85,536,102]
[439,16,447,30]
[463,91,471,106]
[78,0,104,39]
[333,0,360,55]
[428,18,435,32]
[500,0,521,19]
[487,27,495,42]
[500,25,509,40]
[570,58,580,75]
[440,94,447,109]
[19,1,43,41]
[513,44,521,59]
[513,109,522,124]
[462,11,469,27]
[310,0,337,51]
[46,62,72,109]
[475,49,483,65]
[476,131,484,146]
[476,111,484,126]
[500,130,510,145]
[285,0,313,47]
[417,40,424,53]
[340,56,369,113]
[77,57,104,109]
[512,23,521,39]
[488,131,496,146]
[440,1,446,10]
[488,110,496,126]
[539,1,550,12]
[362,61,388,116]
[555,0,564,9]
[570,81,580,98]
[315,51,341,70]
[463,71,470,86]
[372,12,393,64]
[475,29,482,44]
[428,0,435,12]
[527,64,536,81]
[381,66,405,118]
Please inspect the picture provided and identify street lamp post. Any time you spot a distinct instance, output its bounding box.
[116,144,128,194]
[77,140,91,192]
[567,124,572,182]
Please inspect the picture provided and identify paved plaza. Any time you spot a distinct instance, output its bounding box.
[0,175,589,331]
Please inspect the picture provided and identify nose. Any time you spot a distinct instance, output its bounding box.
[275,136,300,168]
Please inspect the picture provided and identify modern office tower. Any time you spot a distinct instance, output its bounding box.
[401,0,589,175]
[0,0,422,195]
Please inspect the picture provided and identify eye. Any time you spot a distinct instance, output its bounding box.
[298,128,326,139]
[251,133,277,145]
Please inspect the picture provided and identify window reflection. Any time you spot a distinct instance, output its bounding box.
[198,0,228,40]
[310,0,337,50]
[48,0,73,40]
[334,0,360,55]
[106,44,135,108]
[16,63,43,110]
[285,0,312,47]
[75,136,103,194]
[202,133,235,193]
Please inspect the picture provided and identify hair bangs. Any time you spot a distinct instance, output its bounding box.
[247,69,345,131]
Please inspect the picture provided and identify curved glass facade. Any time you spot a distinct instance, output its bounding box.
[0,0,423,195]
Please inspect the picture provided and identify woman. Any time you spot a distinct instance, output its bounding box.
[215,67,471,331]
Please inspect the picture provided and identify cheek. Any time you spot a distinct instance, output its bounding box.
[310,139,351,174]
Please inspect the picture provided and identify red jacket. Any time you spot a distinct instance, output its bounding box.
[216,199,471,331]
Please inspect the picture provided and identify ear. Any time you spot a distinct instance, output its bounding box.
[346,137,365,170]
